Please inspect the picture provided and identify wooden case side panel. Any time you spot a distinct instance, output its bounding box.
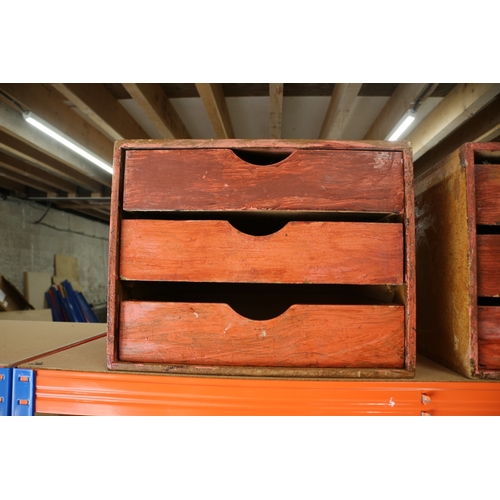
[475,164,500,225]
[119,220,404,285]
[106,145,124,368]
[118,302,406,369]
[403,148,416,371]
[478,306,500,370]
[415,149,474,377]
[122,149,404,213]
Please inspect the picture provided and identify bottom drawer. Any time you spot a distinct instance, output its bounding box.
[118,301,405,369]
[478,306,500,370]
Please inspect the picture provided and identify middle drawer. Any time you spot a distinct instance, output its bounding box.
[120,219,403,285]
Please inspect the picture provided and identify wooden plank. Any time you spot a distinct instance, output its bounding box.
[54,254,79,282]
[414,96,500,177]
[0,165,55,194]
[0,151,77,194]
[477,235,500,297]
[269,84,283,139]
[122,83,191,139]
[319,83,362,140]
[24,272,52,309]
[478,306,500,369]
[0,84,113,164]
[364,83,428,140]
[123,149,404,213]
[52,84,150,141]
[120,220,404,284]
[0,101,110,188]
[119,301,405,368]
[195,83,235,139]
[407,83,500,160]
[475,164,500,225]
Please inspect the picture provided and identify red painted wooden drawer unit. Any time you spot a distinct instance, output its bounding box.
[107,140,416,378]
[416,142,500,379]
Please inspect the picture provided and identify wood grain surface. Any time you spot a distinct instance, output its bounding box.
[475,164,500,225]
[119,301,405,368]
[477,235,500,297]
[478,306,500,369]
[122,148,404,213]
[120,220,404,284]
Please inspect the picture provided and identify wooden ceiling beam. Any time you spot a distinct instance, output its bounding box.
[122,83,191,139]
[0,130,103,193]
[0,84,114,164]
[0,151,77,194]
[414,96,500,177]
[52,84,150,141]
[195,83,235,139]
[364,83,429,140]
[0,165,57,195]
[407,83,500,161]
[269,84,284,139]
[0,100,111,188]
[319,83,363,140]
[0,177,27,195]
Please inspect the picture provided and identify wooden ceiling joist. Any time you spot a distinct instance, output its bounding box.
[0,165,56,195]
[364,83,429,140]
[0,84,114,164]
[319,83,363,140]
[0,130,103,194]
[269,84,284,139]
[123,83,191,139]
[0,151,77,194]
[0,100,111,188]
[407,83,500,161]
[52,84,150,141]
[414,95,500,177]
[0,177,27,195]
[195,83,235,139]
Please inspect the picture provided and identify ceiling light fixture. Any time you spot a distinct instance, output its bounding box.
[387,111,416,141]
[23,112,113,174]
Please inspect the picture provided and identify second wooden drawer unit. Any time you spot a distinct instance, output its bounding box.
[108,140,415,378]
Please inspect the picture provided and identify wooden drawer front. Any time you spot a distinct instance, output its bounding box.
[122,149,404,213]
[478,306,500,370]
[120,220,404,284]
[119,302,405,368]
[477,235,500,296]
[476,164,500,225]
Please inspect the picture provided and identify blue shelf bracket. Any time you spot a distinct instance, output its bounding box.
[11,369,35,416]
[0,368,13,416]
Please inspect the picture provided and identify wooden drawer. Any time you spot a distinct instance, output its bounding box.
[477,235,500,297]
[123,148,404,213]
[476,164,500,225]
[119,302,405,369]
[108,140,415,378]
[478,306,500,370]
[120,220,403,285]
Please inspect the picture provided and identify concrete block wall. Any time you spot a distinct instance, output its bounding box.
[0,196,109,307]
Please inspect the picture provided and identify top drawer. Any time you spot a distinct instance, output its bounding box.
[122,148,404,213]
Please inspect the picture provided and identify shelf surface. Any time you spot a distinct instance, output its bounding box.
[18,336,500,416]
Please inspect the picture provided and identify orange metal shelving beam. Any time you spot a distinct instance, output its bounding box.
[33,370,500,416]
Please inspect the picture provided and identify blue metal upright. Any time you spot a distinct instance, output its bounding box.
[0,368,13,416]
[11,369,35,416]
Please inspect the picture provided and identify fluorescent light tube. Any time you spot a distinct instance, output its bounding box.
[388,114,416,141]
[24,112,113,174]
